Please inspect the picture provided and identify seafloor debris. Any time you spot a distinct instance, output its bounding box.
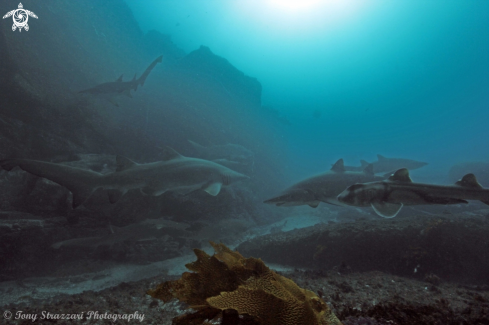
[147,241,343,325]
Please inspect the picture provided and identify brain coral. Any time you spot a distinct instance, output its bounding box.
[148,241,342,325]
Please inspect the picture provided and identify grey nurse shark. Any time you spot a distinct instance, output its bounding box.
[188,140,254,164]
[337,168,489,218]
[79,55,163,99]
[344,154,428,174]
[52,218,190,250]
[0,147,249,209]
[264,159,383,208]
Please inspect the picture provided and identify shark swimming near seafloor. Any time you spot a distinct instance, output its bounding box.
[52,218,190,250]
[337,168,489,218]
[264,159,383,208]
[79,55,163,101]
[0,147,249,209]
[344,154,428,174]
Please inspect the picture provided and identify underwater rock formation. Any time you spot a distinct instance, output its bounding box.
[148,242,343,325]
[237,214,489,284]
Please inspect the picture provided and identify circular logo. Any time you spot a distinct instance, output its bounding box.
[4,310,12,319]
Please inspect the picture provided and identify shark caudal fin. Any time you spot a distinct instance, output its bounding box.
[0,159,102,208]
[456,173,489,205]
[137,55,163,87]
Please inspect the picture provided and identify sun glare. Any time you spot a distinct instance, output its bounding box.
[234,0,363,34]
[269,0,321,12]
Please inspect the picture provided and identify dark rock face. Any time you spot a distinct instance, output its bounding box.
[179,45,262,106]
[237,215,489,284]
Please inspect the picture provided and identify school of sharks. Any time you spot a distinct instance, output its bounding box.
[1,53,488,217]
[2,107,488,218]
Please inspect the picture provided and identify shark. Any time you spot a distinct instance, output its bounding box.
[79,55,163,99]
[188,140,254,164]
[337,168,489,218]
[52,218,190,250]
[344,154,428,174]
[0,147,249,209]
[263,159,383,208]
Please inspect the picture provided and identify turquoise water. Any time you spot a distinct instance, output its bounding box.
[126,0,489,180]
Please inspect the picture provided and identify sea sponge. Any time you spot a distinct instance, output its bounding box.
[148,242,342,325]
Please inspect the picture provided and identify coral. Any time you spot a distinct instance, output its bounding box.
[148,242,343,325]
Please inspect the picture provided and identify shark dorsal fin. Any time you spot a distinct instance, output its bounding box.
[363,163,374,176]
[455,173,482,188]
[388,168,412,182]
[360,160,369,168]
[116,74,123,82]
[116,156,137,172]
[161,146,184,161]
[131,73,137,82]
[188,140,204,148]
[331,159,345,172]
[377,154,386,160]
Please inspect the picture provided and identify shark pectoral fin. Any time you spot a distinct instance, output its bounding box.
[204,182,222,196]
[371,201,403,218]
[107,189,126,204]
[116,156,137,172]
[308,201,320,208]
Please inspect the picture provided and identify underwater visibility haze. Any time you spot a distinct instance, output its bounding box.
[127,0,489,179]
[1,0,489,324]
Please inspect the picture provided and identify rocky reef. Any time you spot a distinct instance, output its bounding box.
[237,213,489,284]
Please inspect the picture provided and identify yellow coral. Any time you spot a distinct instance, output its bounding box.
[148,242,342,325]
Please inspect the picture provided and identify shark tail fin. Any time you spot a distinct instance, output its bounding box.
[0,159,101,209]
[138,55,163,87]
